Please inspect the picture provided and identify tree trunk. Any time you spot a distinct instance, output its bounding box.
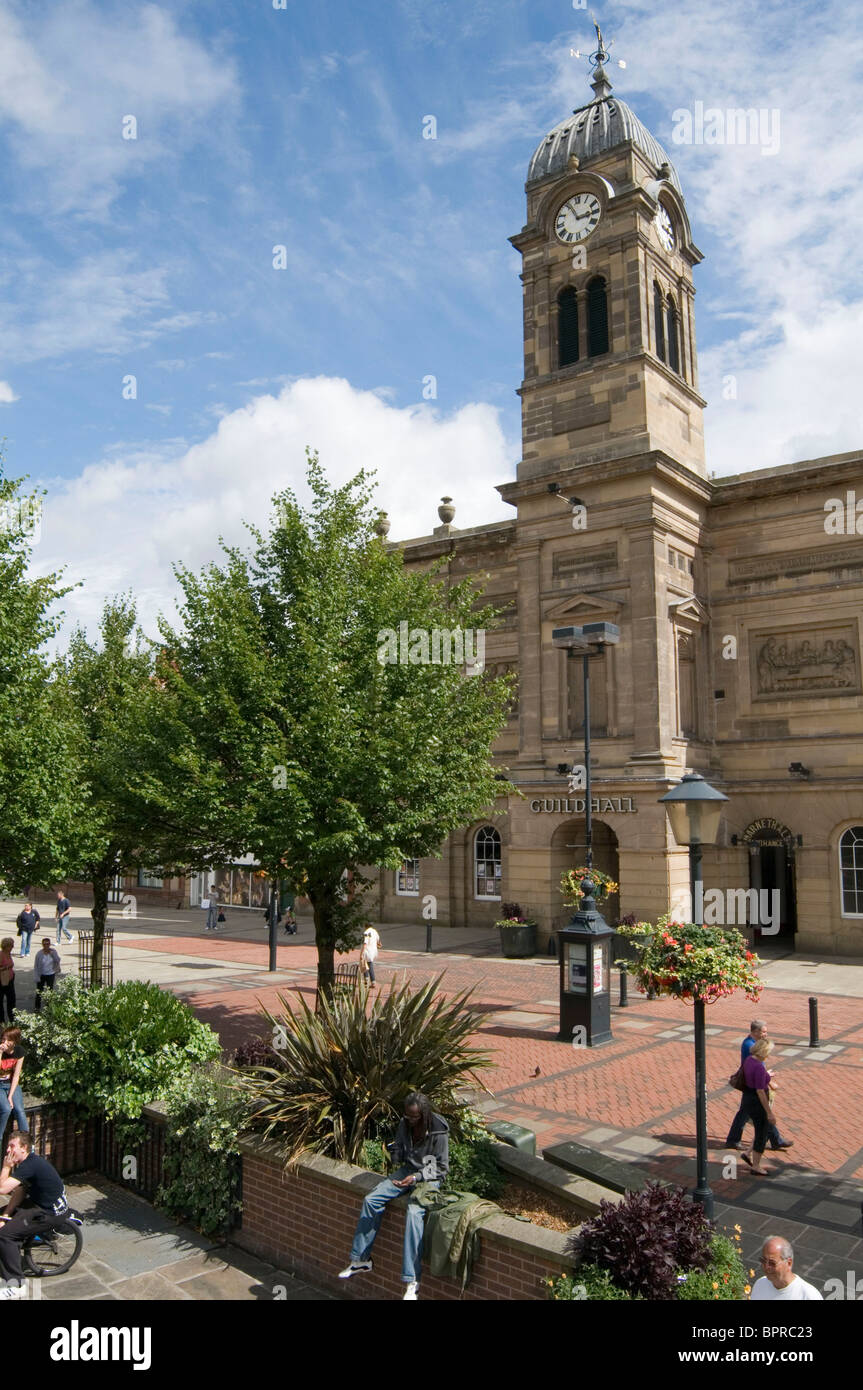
[90,872,110,988]
[311,891,335,1003]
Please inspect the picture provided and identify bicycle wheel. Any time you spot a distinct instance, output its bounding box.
[22,1223,83,1277]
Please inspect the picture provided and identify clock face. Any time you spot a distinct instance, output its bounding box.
[655,204,675,252]
[555,192,602,244]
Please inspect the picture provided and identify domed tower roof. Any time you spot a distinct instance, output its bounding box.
[527,57,681,192]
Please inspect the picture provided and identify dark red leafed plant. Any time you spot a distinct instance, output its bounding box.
[565,1182,713,1300]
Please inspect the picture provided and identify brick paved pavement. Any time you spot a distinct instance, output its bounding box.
[108,924,863,1291]
[5,901,861,1294]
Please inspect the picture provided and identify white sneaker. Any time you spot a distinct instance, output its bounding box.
[403,1281,419,1300]
[0,1285,27,1300]
[337,1260,373,1279]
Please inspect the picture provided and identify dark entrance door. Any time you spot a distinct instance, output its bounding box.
[748,836,797,944]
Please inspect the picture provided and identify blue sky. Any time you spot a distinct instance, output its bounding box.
[1,0,861,635]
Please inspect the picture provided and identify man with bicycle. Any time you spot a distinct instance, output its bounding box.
[0,1134,71,1298]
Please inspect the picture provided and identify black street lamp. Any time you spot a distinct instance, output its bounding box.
[658,772,729,1220]
[552,622,621,874]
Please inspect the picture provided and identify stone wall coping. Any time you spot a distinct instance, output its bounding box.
[238,1134,573,1269]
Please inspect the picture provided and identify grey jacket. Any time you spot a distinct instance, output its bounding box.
[389,1112,450,1180]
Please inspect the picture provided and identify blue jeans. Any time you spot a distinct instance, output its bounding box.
[350,1167,436,1283]
[18,932,33,957]
[56,918,72,943]
[0,1083,29,1134]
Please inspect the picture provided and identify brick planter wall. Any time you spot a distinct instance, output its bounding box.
[235,1140,573,1301]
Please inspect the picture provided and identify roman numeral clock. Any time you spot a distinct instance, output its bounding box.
[555,192,602,244]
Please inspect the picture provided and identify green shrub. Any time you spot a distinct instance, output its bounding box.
[155,1067,244,1237]
[445,1137,505,1199]
[17,978,221,1131]
[360,1137,389,1175]
[231,976,494,1165]
[545,1265,636,1300]
[676,1233,748,1300]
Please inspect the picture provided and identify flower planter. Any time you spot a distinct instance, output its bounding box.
[498,922,537,958]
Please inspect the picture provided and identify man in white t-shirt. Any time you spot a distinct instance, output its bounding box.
[360,925,381,985]
[749,1237,823,1300]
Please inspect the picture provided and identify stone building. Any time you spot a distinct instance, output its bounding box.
[373,50,863,956]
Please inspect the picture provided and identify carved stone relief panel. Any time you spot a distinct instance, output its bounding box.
[750,624,860,699]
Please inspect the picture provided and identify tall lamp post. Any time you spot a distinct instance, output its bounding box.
[552,622,621,873]
[658,772,729,1220]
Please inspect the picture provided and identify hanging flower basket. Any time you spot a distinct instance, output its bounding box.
[560,867,619,907]
[616,916,763,1005]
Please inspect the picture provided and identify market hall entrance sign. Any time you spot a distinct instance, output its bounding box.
[741,818,796,848]
[529,797,637,814]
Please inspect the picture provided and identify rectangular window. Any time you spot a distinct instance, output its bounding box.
[396,859,420,896]
[137,869,164,889]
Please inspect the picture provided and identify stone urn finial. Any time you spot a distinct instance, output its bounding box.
[373,511,391,538]
[437,496,456,525]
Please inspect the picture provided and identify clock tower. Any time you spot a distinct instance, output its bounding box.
[510,34,706,481]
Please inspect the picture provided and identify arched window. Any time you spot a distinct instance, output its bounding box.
[654,283,666,363]
[839,826,863,915]
[475,826,502,900]
[666,298,680,375]
[558,287,579,367]
[587,276,609,356]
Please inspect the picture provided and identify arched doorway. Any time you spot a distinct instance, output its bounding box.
[550,819,620,929]
[742,819,797,946]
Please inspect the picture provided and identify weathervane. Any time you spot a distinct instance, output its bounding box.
[571,14,627,75]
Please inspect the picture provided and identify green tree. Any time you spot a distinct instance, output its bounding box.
[56,597,172,981]
[151,453,513,993]
[0,465,79,892]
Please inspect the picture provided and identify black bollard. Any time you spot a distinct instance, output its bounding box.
[618,968,628,1008]
[425,918,433,953]
[808,996,820,1048]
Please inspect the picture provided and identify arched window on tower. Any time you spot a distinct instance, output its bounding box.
[666,298,681,375]
[558,287,579,368]
[586,276,609,356]
[654,283,666,363]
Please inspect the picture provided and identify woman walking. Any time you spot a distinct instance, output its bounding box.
[0,1029,29,1136]
[15,904,39,959]
[740,1037,777,1177]
[0,941,16,1024]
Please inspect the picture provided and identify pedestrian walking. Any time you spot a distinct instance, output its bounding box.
[338,1091,449,1300]
[0,942,15,1024]
[204,895,220,932]
[0,1029,29,1137]
[725,1019,793,1151]
[749,1237,823,1301]
[738,1037,776,1177]
[54,890,73,944]
[15,904,39,959]
[360,924,381,985]
[33,941,61,1012]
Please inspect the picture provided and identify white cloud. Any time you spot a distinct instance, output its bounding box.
[0,0,238,217]
[0,380,18,403]
[34,377,516,641]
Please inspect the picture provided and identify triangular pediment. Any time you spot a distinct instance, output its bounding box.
[669,596,709,625]
[544,590,623,622]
